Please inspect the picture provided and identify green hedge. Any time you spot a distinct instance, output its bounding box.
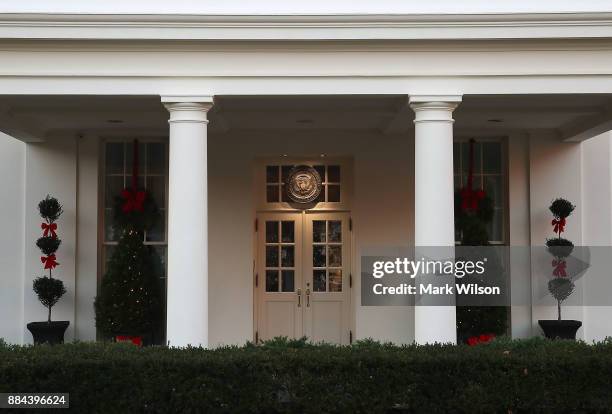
[1,337,611,413]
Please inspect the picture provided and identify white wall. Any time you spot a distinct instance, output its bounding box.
[581,132,612,342]
[0,133,25,344]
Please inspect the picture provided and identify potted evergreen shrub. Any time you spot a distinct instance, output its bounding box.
[26,196,69,344]
[94,141,163,345]
[538,198,582,339]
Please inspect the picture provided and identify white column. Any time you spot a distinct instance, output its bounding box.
[409,95,461,344]
[162,96,213,347]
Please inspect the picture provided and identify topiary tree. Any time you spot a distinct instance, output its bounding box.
[546,198,576,320]
[94,141,163,343]
[33,196,66,322]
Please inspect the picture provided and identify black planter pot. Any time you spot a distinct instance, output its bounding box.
[538,320,582,340]
[26,321,69,345]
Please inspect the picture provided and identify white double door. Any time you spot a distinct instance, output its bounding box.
[256,212,351,344]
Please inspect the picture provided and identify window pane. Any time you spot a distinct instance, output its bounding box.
[104,208,117,242]
[281,270,295,292]
[281,221,294,243]
[453,143,460,174]
[146,211,165,242]
[106,143,124,174]
[281,246,294,267]
[485,176,502,209]
[105,176,124,208]
[327,165,340,182]
[266,166,279,183]
[126,142,146,174]
[329,270,342,292]
[147,176,166,207]
[327,185,340,202]
[266,221,279,243]
[147,143,165,175]
[313,270,326,292]
[313,221,326,243]
[266,270,279,292]
[328,221,341,242]
[313,245,326,267]
[328,245,342,267]
[281,165,293,183]
[267,185,279,202]
[482,142,502,174]
[266,246,279,267]
[314,165,325,181]
[461,142,481,175]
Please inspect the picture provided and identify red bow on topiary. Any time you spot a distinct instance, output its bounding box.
[552,217,566,234]
[120,189,146,213]
[552,259,567,277]
[41,222,58,238]
[41,254,59,270]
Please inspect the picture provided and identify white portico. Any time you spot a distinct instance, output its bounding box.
[2,4,612,347]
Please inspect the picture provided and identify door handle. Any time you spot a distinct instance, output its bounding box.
[306,287,310,307]
[297,289,302,307]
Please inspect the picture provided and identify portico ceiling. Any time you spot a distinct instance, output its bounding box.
[0,94,611,142]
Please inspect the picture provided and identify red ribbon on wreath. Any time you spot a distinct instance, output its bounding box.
[552,217,566,235]
[41,254,59,270]
[41,222,58,238]
[121,140,146,213]
[460,139,485,212]
[552,259,567,277]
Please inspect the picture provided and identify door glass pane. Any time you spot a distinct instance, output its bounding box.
[281,270,295,292]
[328,221,341,242]
[329,270,342,292]
[266,270,279,292]
[313,221,326,243]
[266,221,279,243]
[266,246,279,267]
[281,221,294,243]
[313,245,326,267]
[313,270,326,292]
[328,245,342,267]
[281,246,294,267]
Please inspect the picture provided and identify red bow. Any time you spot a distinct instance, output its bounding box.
[460,187,485,212]
[41,254,59,270]
[121,189,146,213]
[552,217,566,234]
[41,222,57,238]
[552,259,567,277]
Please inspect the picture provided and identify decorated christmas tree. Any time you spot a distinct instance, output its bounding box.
[94,141,163,344]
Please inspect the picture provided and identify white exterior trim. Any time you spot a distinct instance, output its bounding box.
[2,12,612,40]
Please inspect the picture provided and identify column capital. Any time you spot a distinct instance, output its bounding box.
[409,95,462,123]
[161,95,214,124]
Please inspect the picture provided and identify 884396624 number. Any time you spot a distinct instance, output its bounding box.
[1,393,69,408]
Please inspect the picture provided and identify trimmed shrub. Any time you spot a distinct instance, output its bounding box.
[0,338,611,413]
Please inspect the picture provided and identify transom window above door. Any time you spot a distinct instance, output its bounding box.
[266,164,341,203]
